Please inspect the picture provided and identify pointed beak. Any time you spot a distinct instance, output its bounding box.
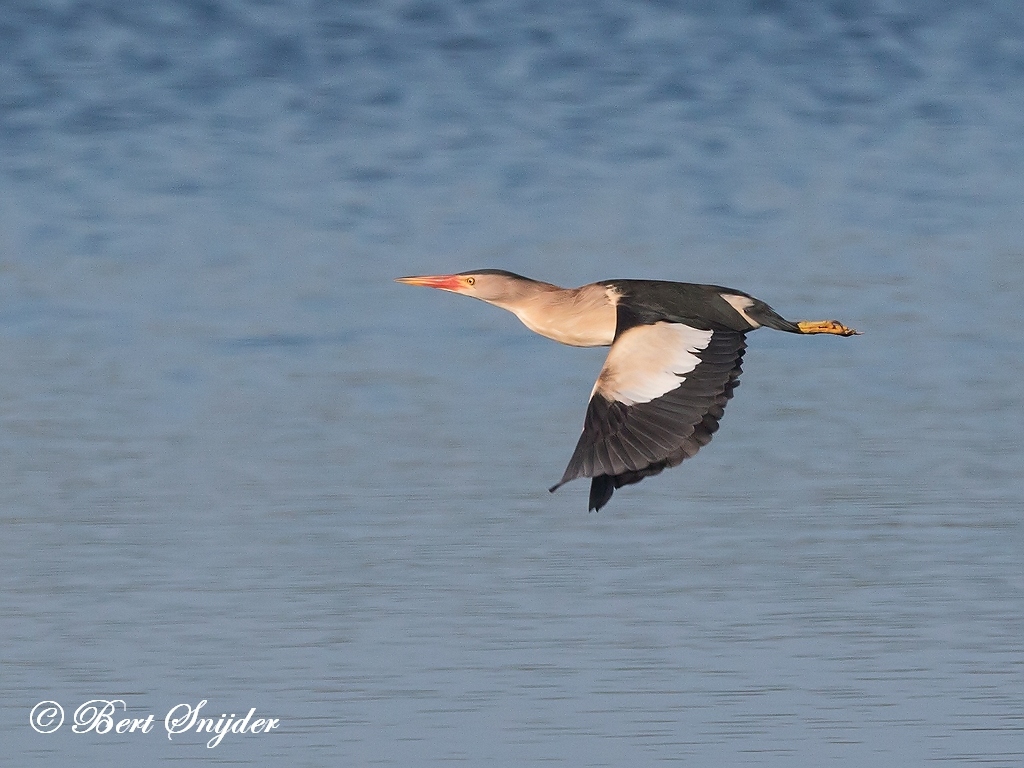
[395,274,469,292]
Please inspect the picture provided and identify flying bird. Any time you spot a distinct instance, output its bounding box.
[397,270,858,511]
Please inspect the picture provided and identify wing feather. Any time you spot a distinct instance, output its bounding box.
[551,323,746,510]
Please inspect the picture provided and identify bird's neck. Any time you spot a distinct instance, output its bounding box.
[494,283,618,347]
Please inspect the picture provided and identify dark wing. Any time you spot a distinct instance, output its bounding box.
[550,322,746,511]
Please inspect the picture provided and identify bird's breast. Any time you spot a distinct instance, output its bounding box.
[510,286,619,347]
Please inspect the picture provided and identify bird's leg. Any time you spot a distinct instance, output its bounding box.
[796,320,860,336]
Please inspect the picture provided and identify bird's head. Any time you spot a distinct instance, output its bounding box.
[395,270,536,305]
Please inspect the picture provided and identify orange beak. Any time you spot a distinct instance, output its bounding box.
[395,274,469,292]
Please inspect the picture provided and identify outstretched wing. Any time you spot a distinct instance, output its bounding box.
[551,322,746,510]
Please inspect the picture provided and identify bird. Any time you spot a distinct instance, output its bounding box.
[396,270,858,511]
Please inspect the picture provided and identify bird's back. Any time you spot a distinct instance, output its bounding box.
[599,280,757,333]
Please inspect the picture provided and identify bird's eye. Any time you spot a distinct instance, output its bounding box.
[466,277,475,286]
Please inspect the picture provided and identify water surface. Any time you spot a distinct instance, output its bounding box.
[2,1,1023,765]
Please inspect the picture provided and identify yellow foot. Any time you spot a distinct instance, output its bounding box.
[796,320,860,336]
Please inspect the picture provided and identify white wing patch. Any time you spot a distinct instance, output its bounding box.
[721,293,761,328]
[593,323,714,405]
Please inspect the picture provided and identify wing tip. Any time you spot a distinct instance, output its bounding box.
[589,475,614,511]
[549,474,614,512]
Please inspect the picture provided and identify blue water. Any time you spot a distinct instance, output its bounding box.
[2,1,1023,765]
